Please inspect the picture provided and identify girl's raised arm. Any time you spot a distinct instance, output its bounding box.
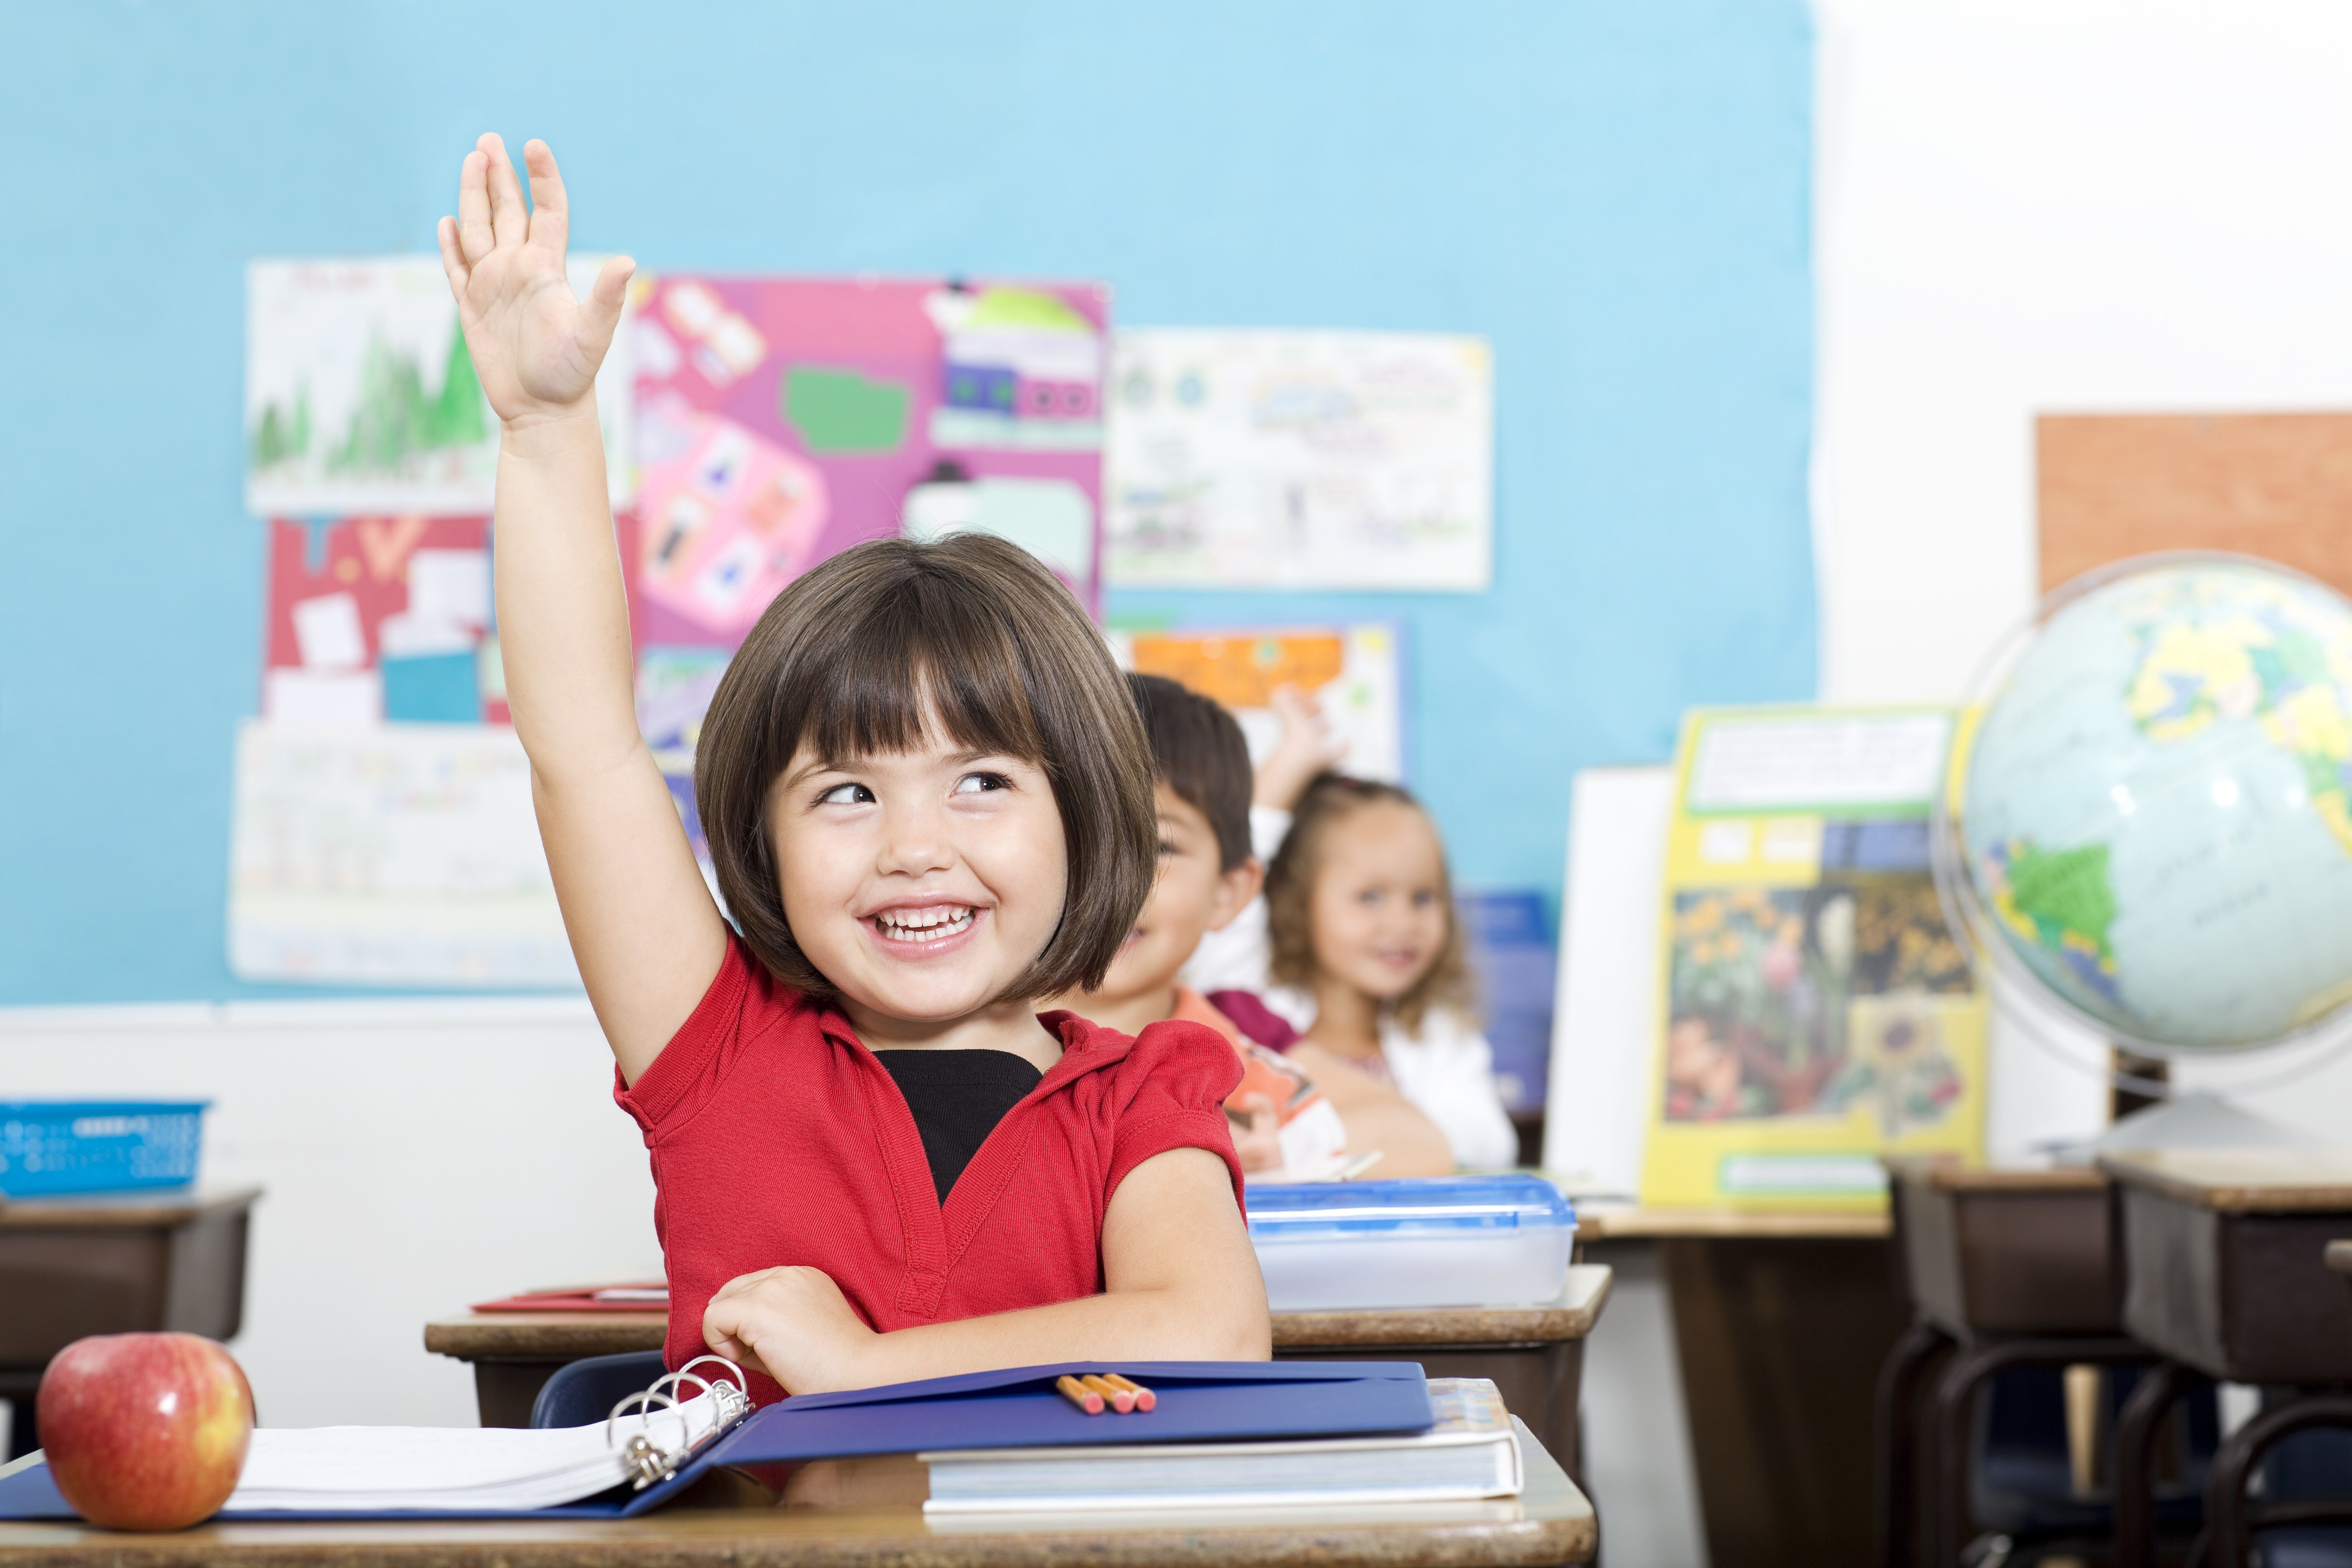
[438,134,727,1082]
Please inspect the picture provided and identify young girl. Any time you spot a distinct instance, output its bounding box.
[436,133,1267,1405]
[1261,774,1521,1170]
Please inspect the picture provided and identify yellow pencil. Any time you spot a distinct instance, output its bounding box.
[1080,1373,1134,1413]
[1102,1372,1157,1412]
[1056,1374,1104,1415]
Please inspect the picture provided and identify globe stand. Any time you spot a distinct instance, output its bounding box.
[2092,1088,2324,1153]
[1982,975,2352,1159]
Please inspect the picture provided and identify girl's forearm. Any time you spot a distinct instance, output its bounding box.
[1333,1097,1455,1178]
[492,405,642,781]
[1288,1043,1456,1177]
[844,1282,1270,1393]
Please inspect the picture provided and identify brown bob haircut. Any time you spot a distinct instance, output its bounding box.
[694,533,1158,1002]
[1126,673,1253,872]
[1264,772,1477,1034]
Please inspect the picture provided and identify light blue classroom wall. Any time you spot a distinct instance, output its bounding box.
[0,0,1816,1006]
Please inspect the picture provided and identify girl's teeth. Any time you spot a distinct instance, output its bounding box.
[877,909,974,942]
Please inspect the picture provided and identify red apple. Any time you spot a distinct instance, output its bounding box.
[37,1332,254,1531]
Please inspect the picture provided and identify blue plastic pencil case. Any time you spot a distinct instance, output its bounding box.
[0,1101,209,1197]
[0,1359,1433,1522]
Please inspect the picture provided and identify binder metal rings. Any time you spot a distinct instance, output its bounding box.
[604,1354,749,1489]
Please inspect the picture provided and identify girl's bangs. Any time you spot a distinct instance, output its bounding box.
[783,582,1046,769]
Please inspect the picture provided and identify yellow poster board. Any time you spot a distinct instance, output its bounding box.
[1639,706,1987,1209]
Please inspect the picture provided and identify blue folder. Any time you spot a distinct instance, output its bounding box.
[0,1359,1431,1523]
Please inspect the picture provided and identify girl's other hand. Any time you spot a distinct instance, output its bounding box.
[1253,685,1346,810]
[703,1265,879,1395]
[436,133,633,429]
[1229,1092,1284,1173]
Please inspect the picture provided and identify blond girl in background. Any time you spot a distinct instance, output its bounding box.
[1259,774,1519,1169]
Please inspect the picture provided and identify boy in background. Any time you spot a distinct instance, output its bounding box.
[1047,675,1454,1179]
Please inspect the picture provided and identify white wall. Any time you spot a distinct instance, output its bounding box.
[0,1001,658,1428]
[1811,0,2352,1142]
[1814,0,2352,704]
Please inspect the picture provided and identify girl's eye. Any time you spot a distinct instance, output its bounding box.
[818,782,875,806]
[1413,890,1437,908]
[953,771,1011,796]
[1158,838,1179,857]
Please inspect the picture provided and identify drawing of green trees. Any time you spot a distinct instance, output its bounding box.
[250,315,488,476]
[250,387,310,468]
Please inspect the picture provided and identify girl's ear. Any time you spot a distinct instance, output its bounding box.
[1205,857,1266,931]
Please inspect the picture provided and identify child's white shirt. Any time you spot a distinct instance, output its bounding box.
[1261,987,1523,1172]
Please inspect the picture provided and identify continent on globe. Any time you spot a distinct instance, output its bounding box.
[2127,601,2352,856]
[1985,838,2120,1008]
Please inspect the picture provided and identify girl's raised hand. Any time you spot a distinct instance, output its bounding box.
[436,134,633,428]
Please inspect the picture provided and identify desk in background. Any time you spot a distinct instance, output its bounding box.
[0,1186,259,1461]
[1576,1202,1906,1568]
[2099,1148,2352,1567]
[427,1266,1612,1473]
[0,1415,1597,1567]
[1875,1158,2168,1567]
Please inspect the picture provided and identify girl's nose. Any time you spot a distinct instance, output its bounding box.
[876,802,954,874]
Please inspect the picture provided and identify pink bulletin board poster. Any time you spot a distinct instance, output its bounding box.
[623,273,1109,659]
[260,515,500,729]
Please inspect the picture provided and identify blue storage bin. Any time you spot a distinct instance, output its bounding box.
[1245,1174,1576,1310]
[0,1101,209,1197]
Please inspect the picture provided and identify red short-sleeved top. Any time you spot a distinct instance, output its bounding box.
[613,937,1246,1405]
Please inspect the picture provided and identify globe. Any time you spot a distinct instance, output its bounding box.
[1941,554,2352,1055]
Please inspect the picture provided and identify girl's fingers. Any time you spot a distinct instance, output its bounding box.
[522,139,569,259]
[480,132,527,250]
[434,217,470,301]
[578,255,636,357]
[455,150,493,265]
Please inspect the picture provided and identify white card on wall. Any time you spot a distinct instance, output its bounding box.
[1105,329,1493,591]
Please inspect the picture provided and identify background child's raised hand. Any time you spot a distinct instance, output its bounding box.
[1254,685,1347,811]
[435,133,632,428]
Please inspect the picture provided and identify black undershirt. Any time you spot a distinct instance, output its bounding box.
[874,1050,1044,1205]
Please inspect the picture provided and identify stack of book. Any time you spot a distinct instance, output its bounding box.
[923,1377,1522,1513]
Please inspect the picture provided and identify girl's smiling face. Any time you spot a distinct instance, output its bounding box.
[1306,799,1449,1004]
[768,717,1069,1034]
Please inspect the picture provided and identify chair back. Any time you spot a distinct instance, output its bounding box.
[529,1350,671,1429]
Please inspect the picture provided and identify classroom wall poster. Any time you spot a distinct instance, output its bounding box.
[258,516,501,730]
[1640,707,1986,1209]
[1106,624,1406,782]
[624,272,1107,640]
[1104,329,1493,591]
[246,258,635,516]
[226,721,575,987]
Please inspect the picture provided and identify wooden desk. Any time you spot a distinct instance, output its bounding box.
[1882,1157,2113,1337]
[0,1416,1596,1567]
[1574,1202,1889,1240]
[427,1268,1613,1473]
[1877,1159,2154,1567]
[1576,1201,1908,1568]
[2098,1149,2352,1384]
[0,1187,259,1461]
[1269,1266,1609,1475]
[2099,1150,2352,1567]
